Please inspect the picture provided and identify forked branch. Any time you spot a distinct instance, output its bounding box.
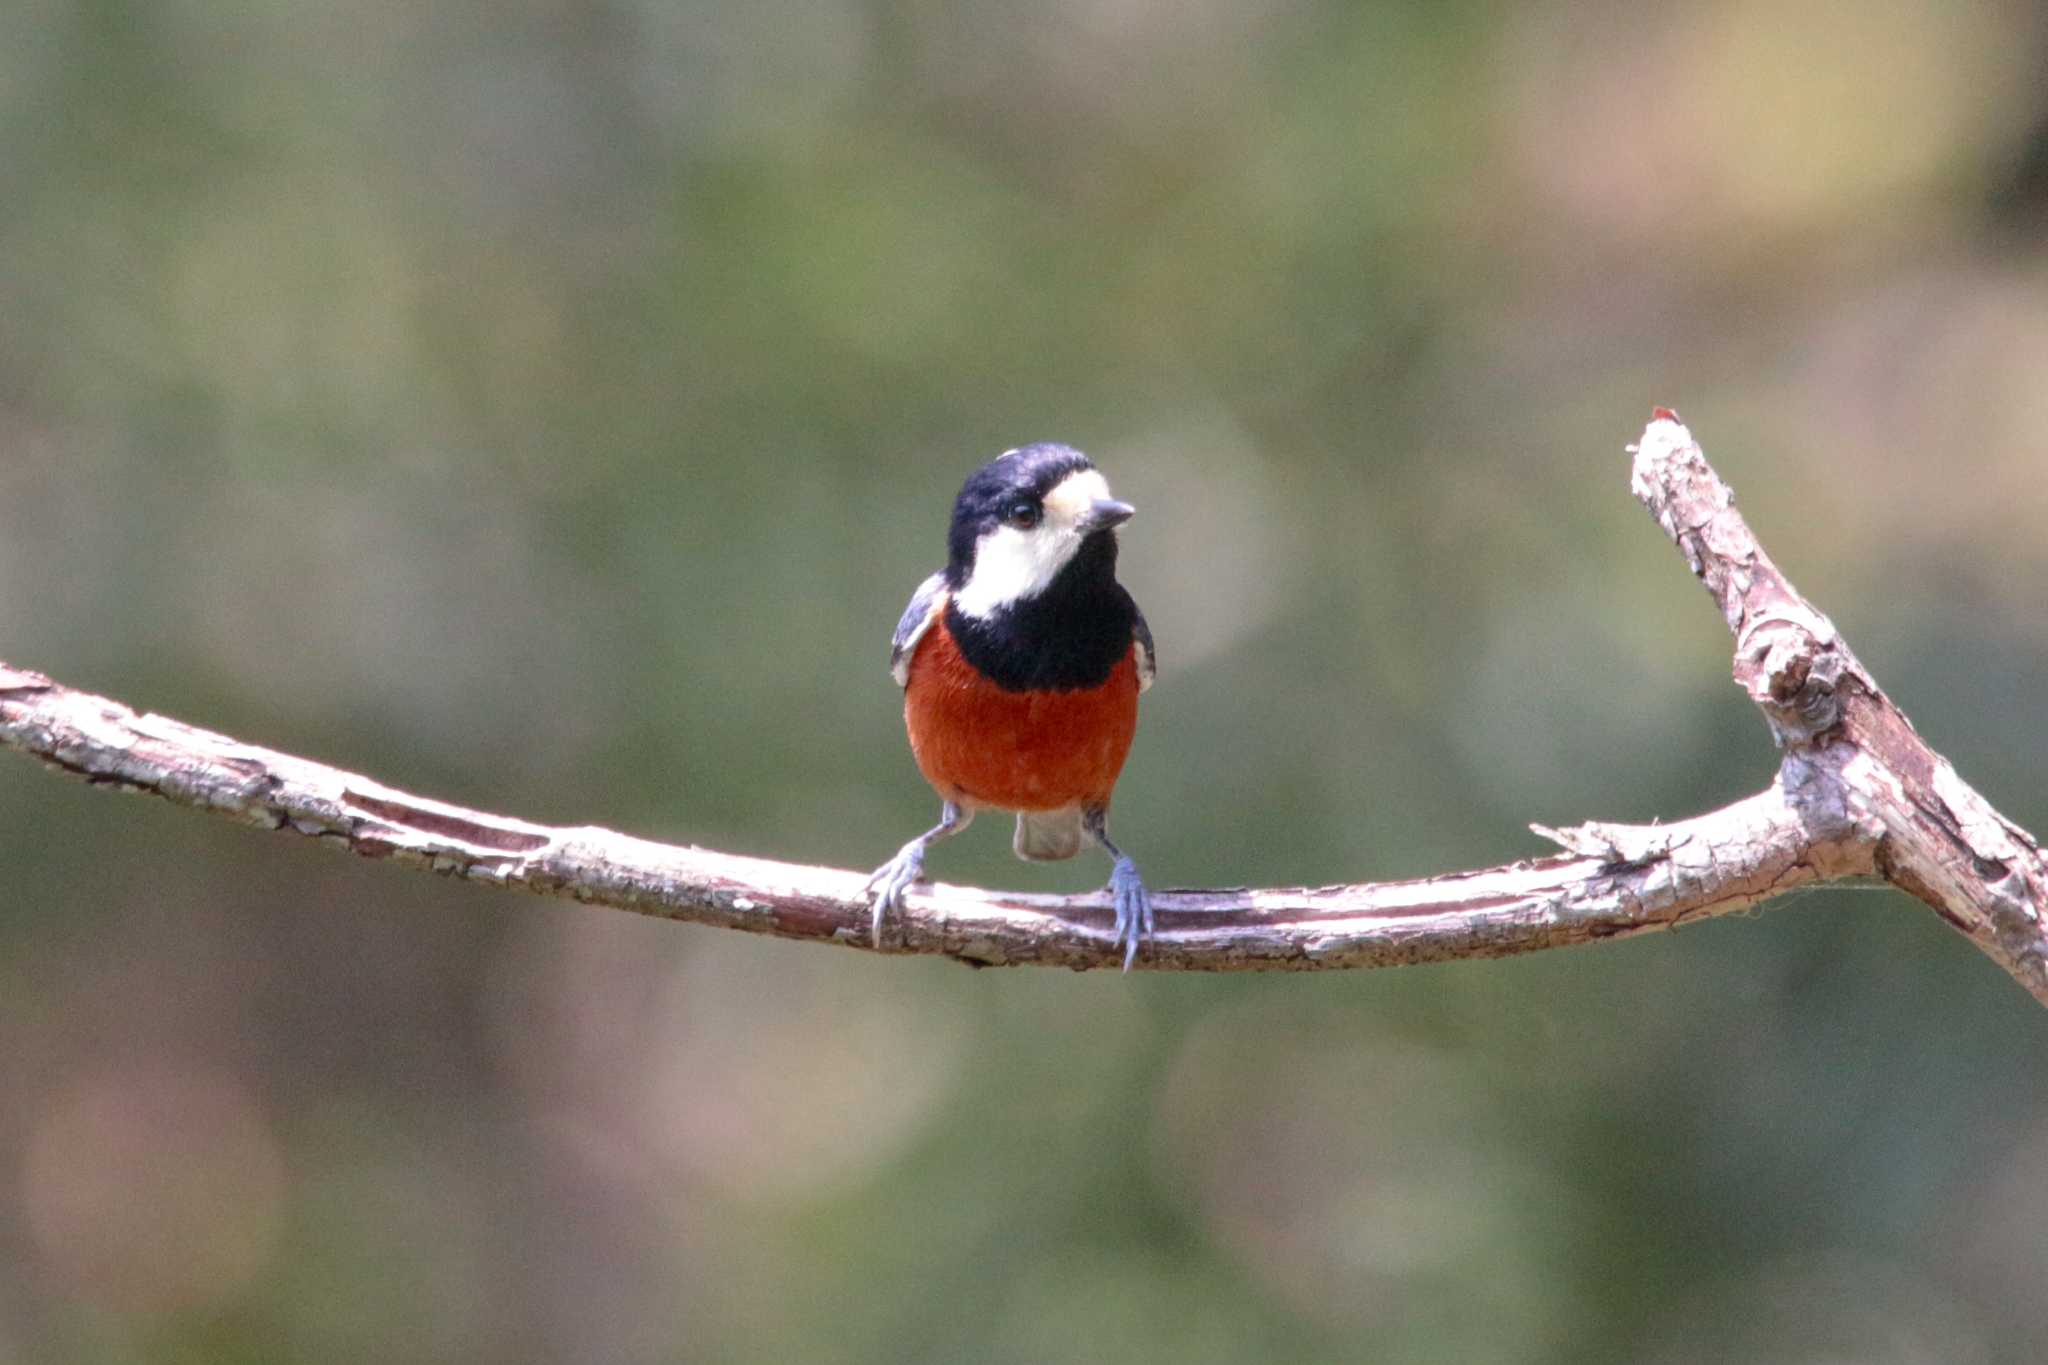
[2,415,2043,997]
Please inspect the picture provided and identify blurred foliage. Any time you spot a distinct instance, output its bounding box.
[5,0,2048,1360]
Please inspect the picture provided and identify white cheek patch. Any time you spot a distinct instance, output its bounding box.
[953,523,1071,618]
[953,469,1116,619]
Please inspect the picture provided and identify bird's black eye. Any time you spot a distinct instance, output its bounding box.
[1004,500,1042,529]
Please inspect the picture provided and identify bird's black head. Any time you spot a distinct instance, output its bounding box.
[944,444,1136,618]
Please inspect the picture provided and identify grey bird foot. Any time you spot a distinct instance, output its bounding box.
[865,843,927,947]
[1109,856,1154,972]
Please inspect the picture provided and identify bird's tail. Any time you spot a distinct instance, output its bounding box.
[1013,808,1083,861]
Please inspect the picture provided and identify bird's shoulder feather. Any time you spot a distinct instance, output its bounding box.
[888,571,948,688]
[1131,602,1156,694]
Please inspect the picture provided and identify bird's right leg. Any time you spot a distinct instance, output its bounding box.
[866,801,972,947]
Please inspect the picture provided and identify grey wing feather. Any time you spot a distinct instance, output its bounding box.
[1132,603,1156,693]
[889,572,948,687]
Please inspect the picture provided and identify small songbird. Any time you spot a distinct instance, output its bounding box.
[868,444,1156,967]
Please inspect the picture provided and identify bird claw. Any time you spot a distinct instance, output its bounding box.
[1108,856,1153,972]
[865,843,926,947]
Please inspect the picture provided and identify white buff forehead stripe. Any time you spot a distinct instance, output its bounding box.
[1042,469,1110,523]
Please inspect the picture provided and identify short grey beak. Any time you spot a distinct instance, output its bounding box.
[1083,498,1135,532]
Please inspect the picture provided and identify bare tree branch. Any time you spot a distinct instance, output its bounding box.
[1630,410,2048,1002]
[2,414,2043,994]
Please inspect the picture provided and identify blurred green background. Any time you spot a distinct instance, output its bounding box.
[5,0,2048,1360]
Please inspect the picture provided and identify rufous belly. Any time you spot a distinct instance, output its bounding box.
[903,620,1139,813]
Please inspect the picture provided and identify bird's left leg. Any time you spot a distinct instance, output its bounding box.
[866,801,972,947]
[1082,804,1153,972]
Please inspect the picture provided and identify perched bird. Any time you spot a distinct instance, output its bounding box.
[868,444,1156,967]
